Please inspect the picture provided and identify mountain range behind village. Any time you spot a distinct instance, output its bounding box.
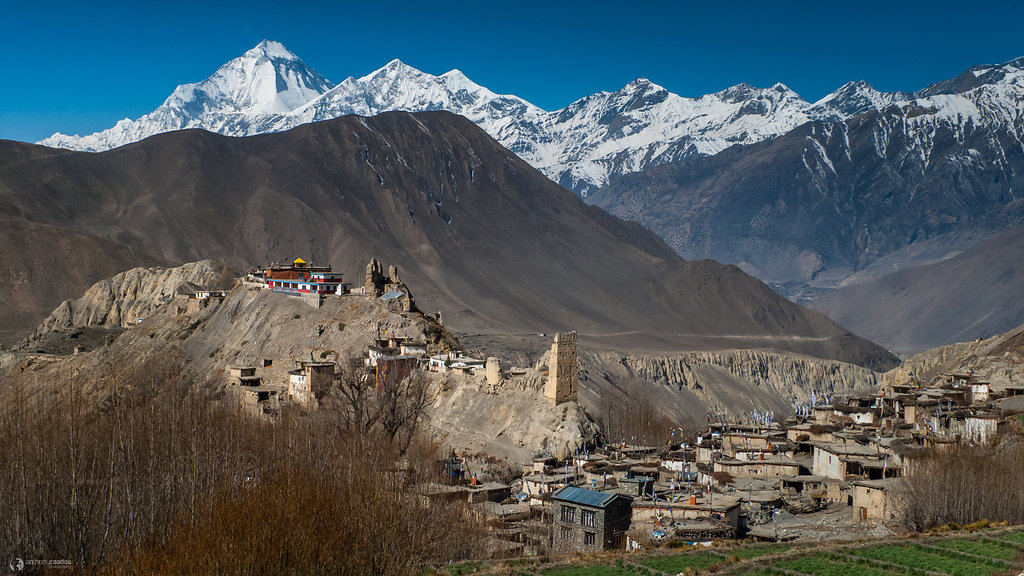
[0,110,896,371]
[7,16,1024,572]
[45,41,1024,198]
[33,40,1024,354]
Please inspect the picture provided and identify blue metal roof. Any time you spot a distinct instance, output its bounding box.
[552,486,630,508]
[380,290,404,301]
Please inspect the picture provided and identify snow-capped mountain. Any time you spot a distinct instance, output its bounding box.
[37,42,1024,198]
[589,56,1024,294]
[806,80,906,121]
[41,41,334,152]
[525,79,816,194]
[39,41,821,194]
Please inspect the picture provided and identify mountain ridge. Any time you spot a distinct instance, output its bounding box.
[5,111,896,370]
[41,41,1022,196]
[809,222,1024,354]
[590,63,1024,281]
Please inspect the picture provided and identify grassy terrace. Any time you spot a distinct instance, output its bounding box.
[433,526,1024,576]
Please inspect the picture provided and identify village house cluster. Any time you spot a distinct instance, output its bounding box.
[192,258,1023,556]
[444,368,1023,556]
[220,257,437,414]
[220,257,571,416]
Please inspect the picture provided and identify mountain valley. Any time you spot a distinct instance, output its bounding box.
[32,42,1024,355]
[6,26,1024,573]
[2,110,895,372]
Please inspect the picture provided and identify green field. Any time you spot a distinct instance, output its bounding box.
[728,570,786,576]
[634,550,726,573]
[441,527,1024,576]
[998,530,1024,544]
[925,536,1021,561]
[539,566,634,576]
[726,544,793,559]
[774,553,905,576]
[850,543,1006,576]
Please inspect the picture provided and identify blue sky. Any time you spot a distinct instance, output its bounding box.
[2,0,1022,143]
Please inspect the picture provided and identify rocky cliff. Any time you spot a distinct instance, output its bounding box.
[619,350,877,403]
[880,323,1024,391]
[576,349,878,425]
[3,261,597,463]
[20,260,234,347]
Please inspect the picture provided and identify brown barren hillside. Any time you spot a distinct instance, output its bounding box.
[812,222,1024,355]
[0,111,895,369]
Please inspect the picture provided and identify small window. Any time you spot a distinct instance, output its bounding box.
[581,509,596,528]
[584,532,596,546]
[560,527,572,540]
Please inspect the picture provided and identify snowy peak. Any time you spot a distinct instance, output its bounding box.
[292,57,545,126]
[605,79,672,113]
[250,39,299,61]
[38,41,335,151]
[711,82,809,120]
[809,80,902,120]
[359,58,424,82]
[164,39,334,115]
[620,78,663,93]
[916,56,1024,97]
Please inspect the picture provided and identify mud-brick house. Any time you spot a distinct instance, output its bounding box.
[288,362,335,405]
[963,413,999,444]
[851,479,894,521]
[811,441,881,480]
[721,431,782,454]
[551,486,633,553]
[786,424,836,446]
[781,475,844,504]
[970,381,991,404]
[521,471,579,502]
[713,454,801,479]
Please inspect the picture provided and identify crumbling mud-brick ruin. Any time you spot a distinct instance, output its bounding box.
[544,331,578,405]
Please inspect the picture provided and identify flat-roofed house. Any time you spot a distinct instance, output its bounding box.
[851,479,895,521]
[713,455,801,479]
[551,486,633,553]
[811,442,881,480]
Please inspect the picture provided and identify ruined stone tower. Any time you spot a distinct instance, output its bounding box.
[486,357,501,392]
[364,258,385,297]
[544,332,578,405]
[363,258,416,312]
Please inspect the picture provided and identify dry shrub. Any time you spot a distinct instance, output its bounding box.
[892,439,1024,531]
[119,448,481,576]
[0,357,483,574]
[596,381,691,447]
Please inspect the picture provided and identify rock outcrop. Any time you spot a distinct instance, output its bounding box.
[578,349,878,424]
[20,260,233,347]
[4,260,590,463]
[363,258,416,312]
[880,323,1024,391]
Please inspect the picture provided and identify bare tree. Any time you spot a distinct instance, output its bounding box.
[596,380,689,447]
[328,355,435,455]
[0,351,480,574]
[892,438,1024,531]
